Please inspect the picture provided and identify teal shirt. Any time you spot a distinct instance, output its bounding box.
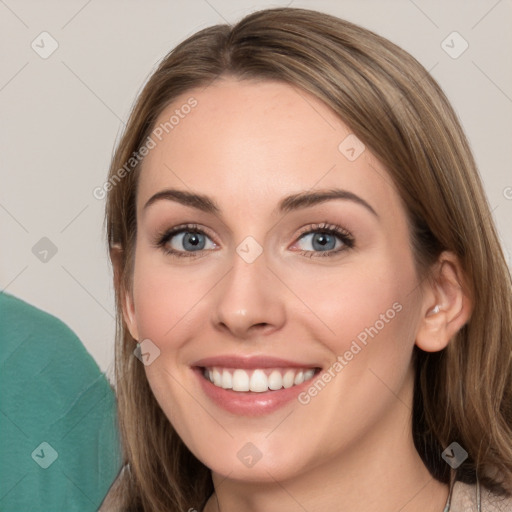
[0,293,122,511]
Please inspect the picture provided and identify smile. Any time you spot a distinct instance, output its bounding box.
[202,367,317,392]
[192,355,322,416]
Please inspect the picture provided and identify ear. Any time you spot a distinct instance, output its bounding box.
[415,251,472,352]
[110,244,140,342]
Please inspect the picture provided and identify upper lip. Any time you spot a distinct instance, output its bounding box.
[192,355,321,369]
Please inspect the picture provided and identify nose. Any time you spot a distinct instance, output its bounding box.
[211,249,286,340]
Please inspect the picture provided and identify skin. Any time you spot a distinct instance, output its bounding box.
[119,78,472,512]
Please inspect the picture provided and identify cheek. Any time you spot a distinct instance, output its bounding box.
[130,254,205,430]
[131,252,211,342]
[132,265,175,342]
[280,250,422,405]
[288,259,416,350]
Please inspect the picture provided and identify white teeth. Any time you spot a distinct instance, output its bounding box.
[204,367,317,392]
[283,370,295,388]
[249,369,268,392]
[232,369,250,392]
[212,369,222,387]
[304,369,315,381]
[268,370,283,390]
[221,369,232,389]
[294,371,304,385]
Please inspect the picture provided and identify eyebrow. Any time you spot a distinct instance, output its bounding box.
[143,188,378,217]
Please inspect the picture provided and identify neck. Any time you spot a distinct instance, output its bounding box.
[206,449,448,512]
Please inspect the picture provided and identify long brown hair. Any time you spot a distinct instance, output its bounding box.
[103,7,512,510]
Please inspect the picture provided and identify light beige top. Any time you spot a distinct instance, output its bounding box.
[447,480,512,511]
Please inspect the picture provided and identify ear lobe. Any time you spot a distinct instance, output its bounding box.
[110,244,140,342]
[415,252,472,353]
[416,306,450,352]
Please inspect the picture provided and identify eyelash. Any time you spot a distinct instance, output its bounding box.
[154,222,355,259]
[294,222,354,258]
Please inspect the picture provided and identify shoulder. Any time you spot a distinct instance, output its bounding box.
[450,480,512,512]
[0,293,122,510]
[0,292,92,361]
[0,291,110,408]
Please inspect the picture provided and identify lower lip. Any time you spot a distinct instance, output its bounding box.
[193,367,318,416]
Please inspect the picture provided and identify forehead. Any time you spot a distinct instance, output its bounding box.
[137,78,402,220]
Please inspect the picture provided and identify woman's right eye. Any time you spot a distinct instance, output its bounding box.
[157,225,217,257]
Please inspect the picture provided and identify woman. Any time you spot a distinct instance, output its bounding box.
[100,7,512,511]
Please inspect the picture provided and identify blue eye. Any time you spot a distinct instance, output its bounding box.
[157,225,216,257]
[170,231,211,251]
[297,232,339,251]
[293,224,354,257]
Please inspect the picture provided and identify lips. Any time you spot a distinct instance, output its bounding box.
[192,355,322,416]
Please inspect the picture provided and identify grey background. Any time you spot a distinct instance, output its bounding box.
[1,0,511,377]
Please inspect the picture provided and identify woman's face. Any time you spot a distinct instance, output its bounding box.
[125,78,426,482]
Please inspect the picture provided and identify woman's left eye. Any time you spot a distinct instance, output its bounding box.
[292,224,354,257]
